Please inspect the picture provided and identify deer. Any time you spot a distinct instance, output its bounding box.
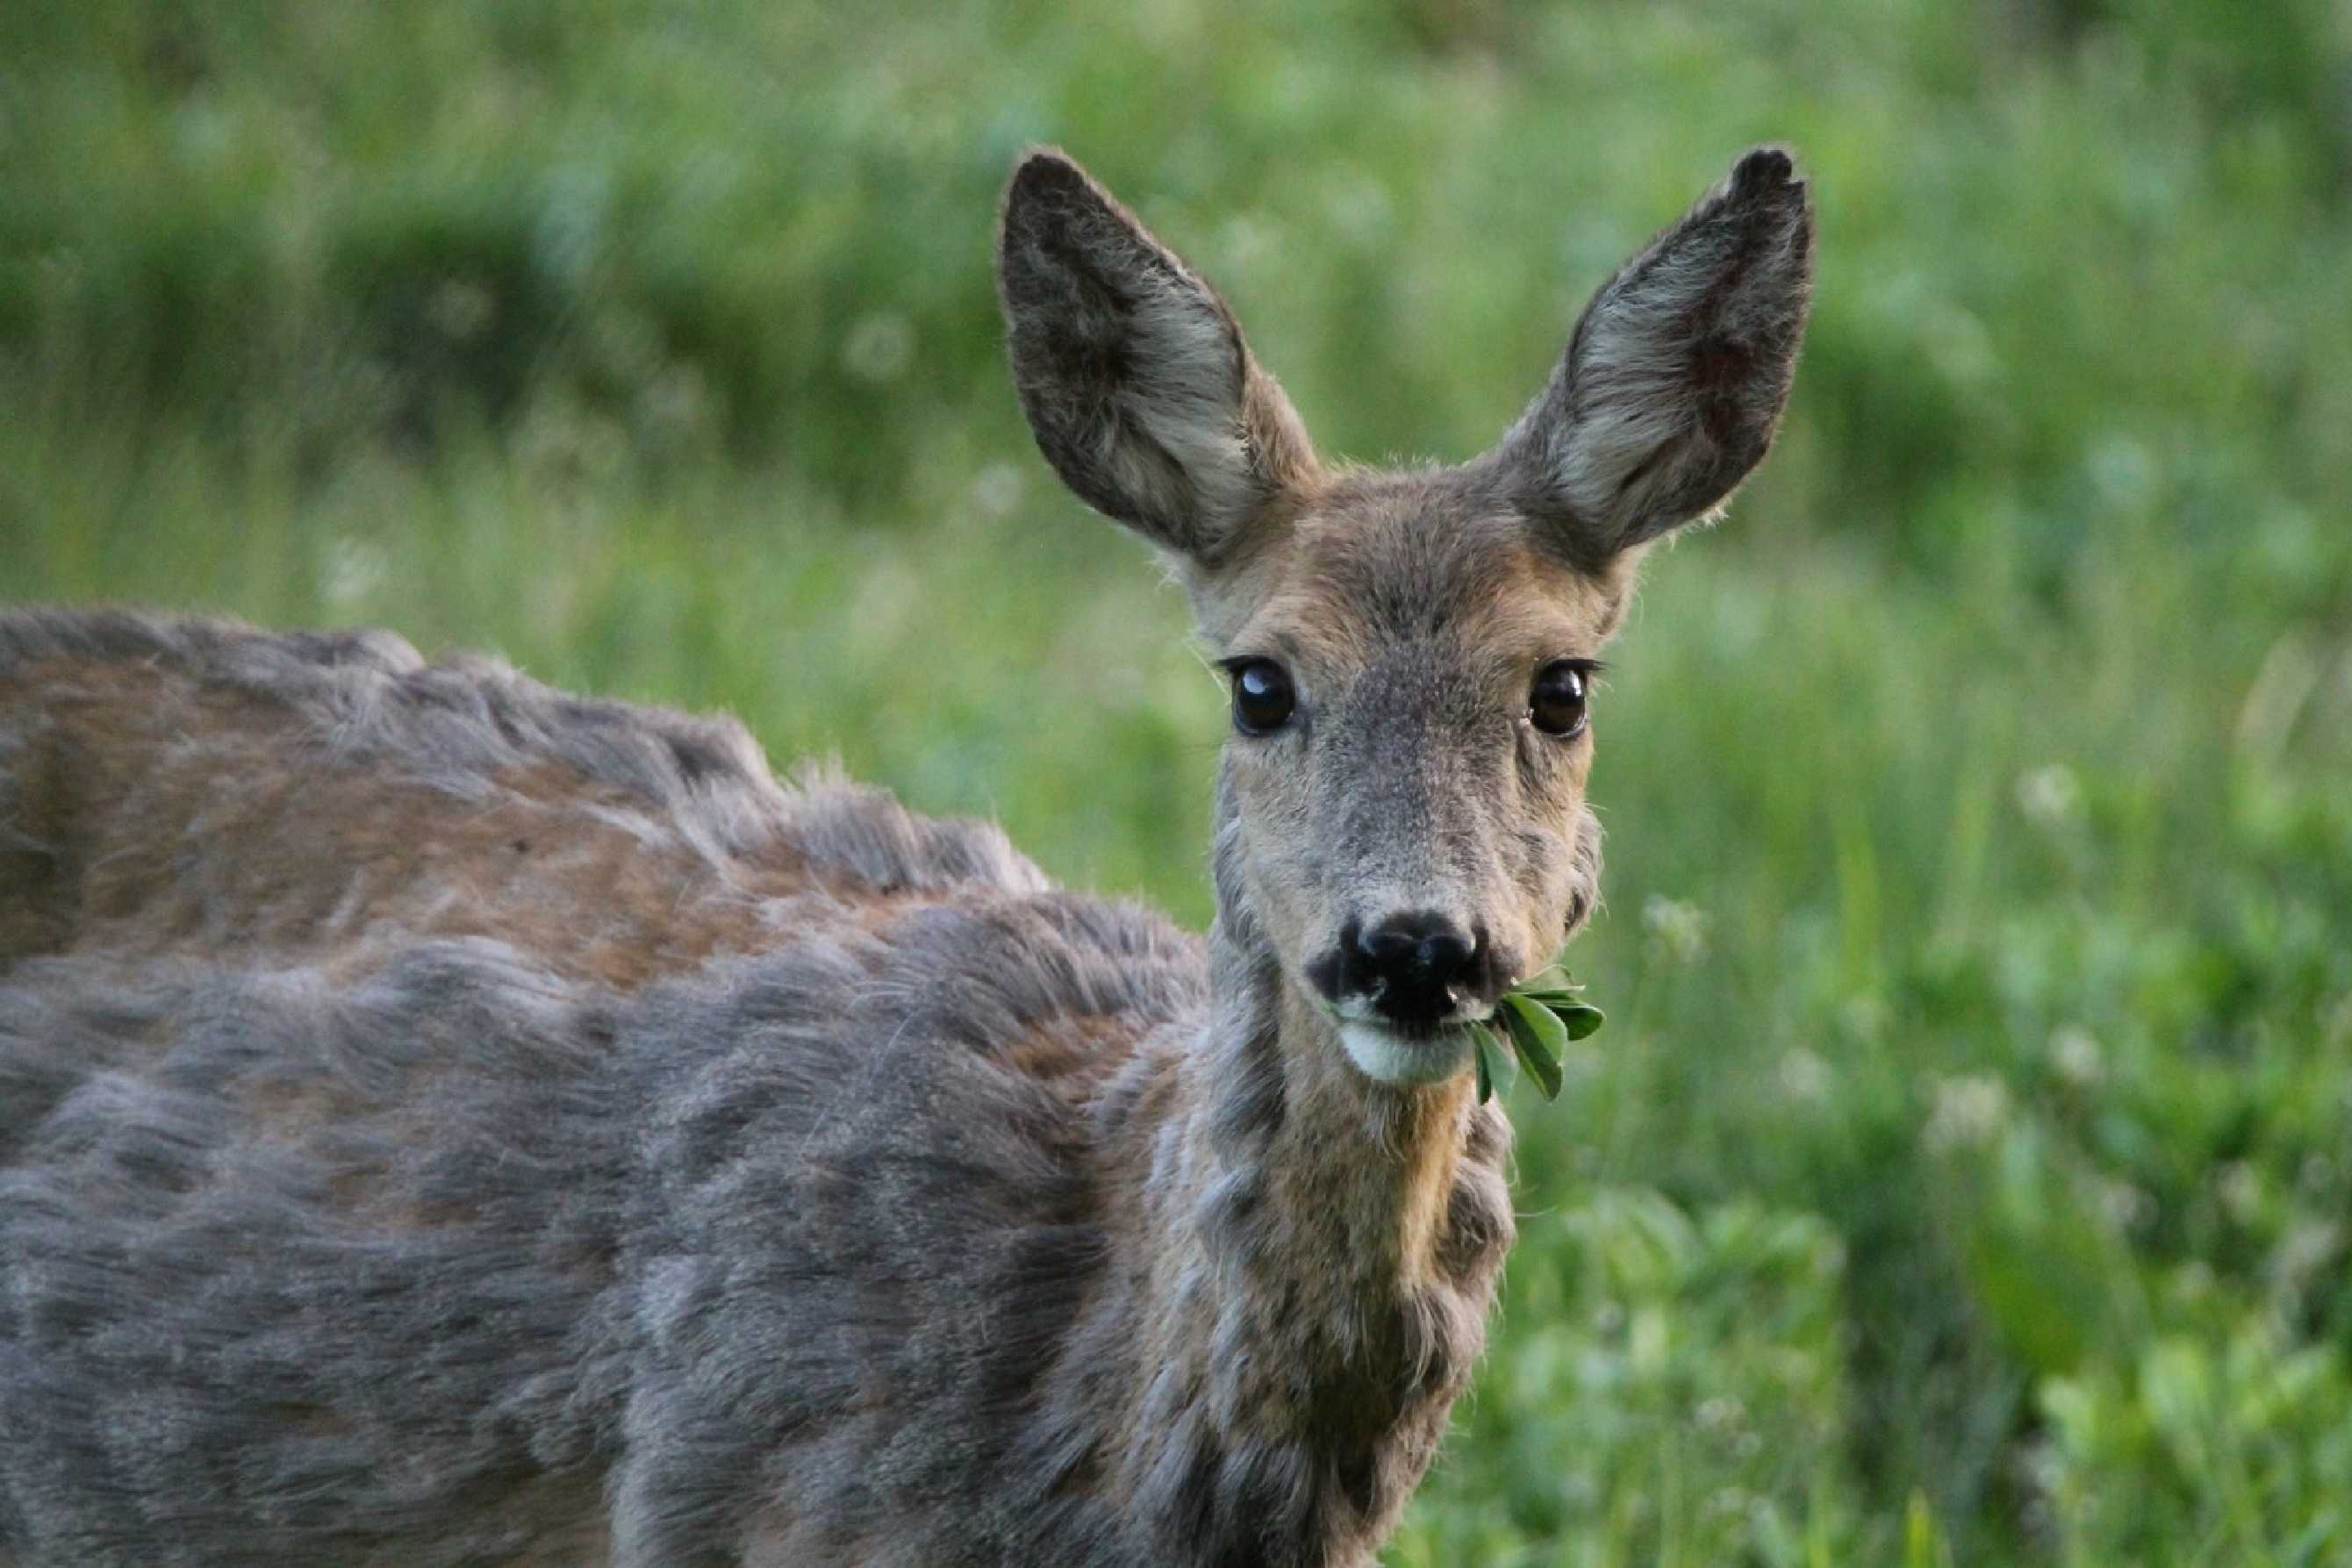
[0,146,1812,1566]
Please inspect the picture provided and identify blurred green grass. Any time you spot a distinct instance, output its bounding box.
[4,0,2351,1560]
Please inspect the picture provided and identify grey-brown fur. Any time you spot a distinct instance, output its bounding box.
[0,147,1811,1566]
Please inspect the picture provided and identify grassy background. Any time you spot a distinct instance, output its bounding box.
[5,0,2351,1560]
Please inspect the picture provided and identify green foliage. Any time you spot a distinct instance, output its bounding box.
[4,1,2350,1561]
[1388,1192,1858,1567]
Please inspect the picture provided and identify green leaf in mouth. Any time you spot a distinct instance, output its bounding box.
[1501,992,1568,1099]
[1543,999,1605,1040]
[1468,963,1606,1103]
[1471,1022,1521,1104]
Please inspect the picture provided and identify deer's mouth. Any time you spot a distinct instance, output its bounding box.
[1325,987,1492,1087]
[1336,1019,1481,1087]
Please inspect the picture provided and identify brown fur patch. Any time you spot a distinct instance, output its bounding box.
[1222,479,1636,669]
[0,648,992,998]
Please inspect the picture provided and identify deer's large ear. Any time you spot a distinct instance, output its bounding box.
[998,150,1316,566]
[1495,147,1815,563]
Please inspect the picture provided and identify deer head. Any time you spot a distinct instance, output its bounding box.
[999,147,1812,1089]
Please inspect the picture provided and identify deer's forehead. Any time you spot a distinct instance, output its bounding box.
[1210,483,1629,669]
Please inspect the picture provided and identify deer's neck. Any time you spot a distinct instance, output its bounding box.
[1084,791,1515,1549]
[1179,926,1504,1321]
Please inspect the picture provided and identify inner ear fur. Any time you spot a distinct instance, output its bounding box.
[1494,147,1817,564]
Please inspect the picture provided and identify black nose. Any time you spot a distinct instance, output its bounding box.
[1342,912,1485,1026]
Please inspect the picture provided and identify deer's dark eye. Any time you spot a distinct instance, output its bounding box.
[1529,661,1589,739]
[1230,659,1295,735]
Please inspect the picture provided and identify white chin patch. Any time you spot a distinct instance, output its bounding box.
[1338,1022,1476,1087]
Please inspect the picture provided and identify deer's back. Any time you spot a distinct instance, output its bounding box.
[0,607,1065,987]
[0,608,1213,1565]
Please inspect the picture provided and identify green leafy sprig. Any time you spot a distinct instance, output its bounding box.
[1472,966,1604,1104]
